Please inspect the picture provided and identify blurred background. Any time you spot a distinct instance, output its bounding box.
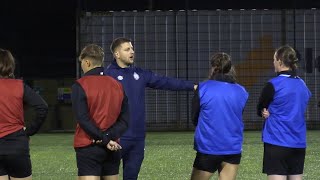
[0,0,319,132]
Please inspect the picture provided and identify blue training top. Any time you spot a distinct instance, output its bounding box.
[194,80,248,155]
[263,74,311,148]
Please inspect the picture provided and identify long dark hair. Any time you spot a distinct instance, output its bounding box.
[209,52,236,82]
[0,48,15,78]
[275,45,299,70]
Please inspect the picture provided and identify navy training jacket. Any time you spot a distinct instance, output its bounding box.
[104,61,194,140]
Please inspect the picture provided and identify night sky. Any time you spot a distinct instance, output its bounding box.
[0,0,319,78]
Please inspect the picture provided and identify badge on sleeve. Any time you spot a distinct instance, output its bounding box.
[117,75,124,81]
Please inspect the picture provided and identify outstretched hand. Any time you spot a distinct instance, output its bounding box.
[194,84,198,91]
[262,108,270,119]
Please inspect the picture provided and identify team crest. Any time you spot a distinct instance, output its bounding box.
[117,75,124,80]
[133,72,140,80]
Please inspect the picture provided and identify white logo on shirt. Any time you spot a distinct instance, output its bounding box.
[117,76,124,80]
[133,72,139,80]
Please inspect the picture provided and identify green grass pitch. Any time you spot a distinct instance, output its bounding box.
[29,131,320,180]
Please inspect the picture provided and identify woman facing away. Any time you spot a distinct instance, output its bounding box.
[191,52,248,180]
[0,48,48,180]
[257,45,311,180]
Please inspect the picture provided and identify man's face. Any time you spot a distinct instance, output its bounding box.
[115,42,134,67]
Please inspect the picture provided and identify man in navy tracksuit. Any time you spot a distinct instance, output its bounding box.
[104,37,196,180]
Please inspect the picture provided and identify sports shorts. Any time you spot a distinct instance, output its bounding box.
[263,143,305,175]
[193,151,241,173]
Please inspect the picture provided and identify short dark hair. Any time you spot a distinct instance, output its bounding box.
[0,48,15,78]
[79,44,104,66]
[110,37,132,54]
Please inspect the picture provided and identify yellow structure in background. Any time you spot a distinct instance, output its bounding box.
[235,35,274,88]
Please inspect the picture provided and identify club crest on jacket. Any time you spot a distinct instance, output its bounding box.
[117,75,123,80]
[133,72,140,80]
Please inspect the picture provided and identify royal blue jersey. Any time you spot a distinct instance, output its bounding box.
[263,74,311,148]
[194,80,248,155]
